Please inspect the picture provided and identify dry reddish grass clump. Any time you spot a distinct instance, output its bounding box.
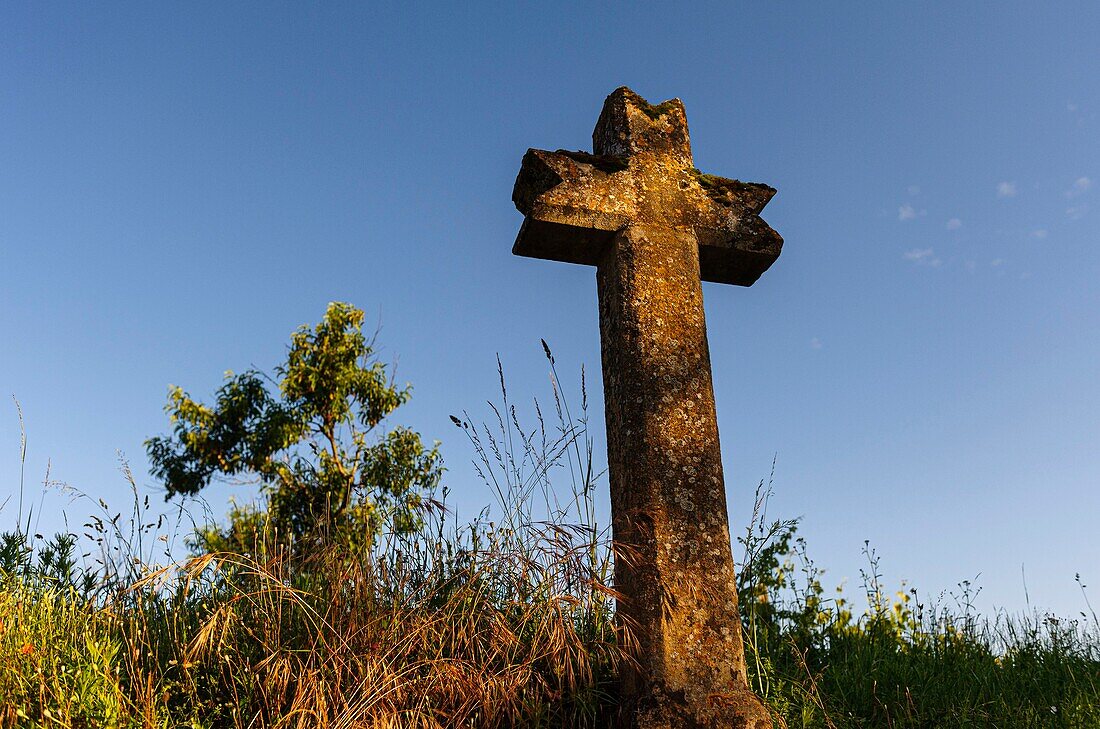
[108,513,622,729]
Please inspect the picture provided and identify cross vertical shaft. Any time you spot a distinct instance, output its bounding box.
[511,87,783,728]
[598,225,763,725]
[598,222,744,688]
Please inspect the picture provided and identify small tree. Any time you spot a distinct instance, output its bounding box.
[146,302,442,553]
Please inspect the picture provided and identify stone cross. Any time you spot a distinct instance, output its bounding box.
[511,88,782,728]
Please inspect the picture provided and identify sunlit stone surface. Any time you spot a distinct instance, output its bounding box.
[513,87,783,728]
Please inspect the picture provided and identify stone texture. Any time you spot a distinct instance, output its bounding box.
[513,87,782,285]
[511,87,782,728]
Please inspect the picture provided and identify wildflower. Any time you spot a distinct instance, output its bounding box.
[19,643,34,656]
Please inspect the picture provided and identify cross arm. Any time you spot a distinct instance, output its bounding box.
[687,172,784,286]
[511,148,635,267]
[512,149,784,286]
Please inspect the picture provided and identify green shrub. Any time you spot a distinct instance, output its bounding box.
[146,302,443,555]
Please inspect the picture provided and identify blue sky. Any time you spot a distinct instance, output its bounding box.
[2,3,1097,617]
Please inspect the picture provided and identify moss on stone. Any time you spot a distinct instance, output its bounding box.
[689,167,739,206]
[636,98,679,120]
[615,87,679,121]
[558,149,629,174]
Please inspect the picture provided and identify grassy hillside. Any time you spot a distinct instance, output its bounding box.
[4,370,1098,727]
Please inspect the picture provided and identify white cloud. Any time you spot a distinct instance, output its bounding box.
[903,248,941,266]
[809,337,823,350]
[946,218,962,230]
[1066,177,1092,197]
[991,258,1004,267]
[1067,204,1089,220]
[898,204,916,221]
[997,181,1017,198]
[1032,229,1048,240]
[907,185,921,196]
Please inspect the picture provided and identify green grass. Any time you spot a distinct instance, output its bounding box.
[736,477,1100,727]
[4,366,1099,728]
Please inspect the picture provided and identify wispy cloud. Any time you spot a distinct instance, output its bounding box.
[1032,229,1048,240]
[809,337,823,350]
[898,204,917,221]
[1066,176,1091,198]
[991,258,1004,267]
[907,185,921,196]
[946,218,962,230]
[997,181,1017,198]
[904,248,941,266]
[1067,102,1086,128]
[1066,204,1089,220]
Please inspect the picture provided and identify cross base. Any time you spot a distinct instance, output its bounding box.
[627,686,772,729]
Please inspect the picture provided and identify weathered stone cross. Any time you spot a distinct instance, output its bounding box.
[511,88,782,728]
